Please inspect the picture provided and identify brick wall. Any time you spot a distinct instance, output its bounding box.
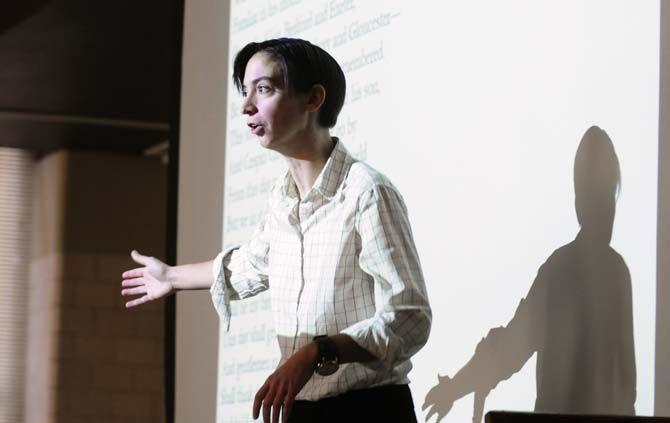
[25,151,166,423]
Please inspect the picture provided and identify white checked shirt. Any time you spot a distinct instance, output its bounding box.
[211,139,431,401]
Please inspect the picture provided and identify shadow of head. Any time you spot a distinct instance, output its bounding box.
[574,126,621,243]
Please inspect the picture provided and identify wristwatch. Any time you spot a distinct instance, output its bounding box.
[313,335,339,376]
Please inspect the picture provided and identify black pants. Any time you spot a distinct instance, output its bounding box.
[288,384,418,423]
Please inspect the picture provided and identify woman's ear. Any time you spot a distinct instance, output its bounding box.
[305,84,326,113]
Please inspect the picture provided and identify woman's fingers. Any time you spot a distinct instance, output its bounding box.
[282,389,295,423]
[125,295,149,308]
[263,386,275,423]
[272,385,287,423]
[121,277,144,287]
[121,286,147,296]
[130,250,150,266]
[122,251,161,308]
[253,383,270,419]
[272,385,286,423]
[122,268,144,279]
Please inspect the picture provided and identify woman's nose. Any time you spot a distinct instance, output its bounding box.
[241,95,256,115]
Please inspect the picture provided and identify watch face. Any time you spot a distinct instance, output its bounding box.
[317,360,339,376]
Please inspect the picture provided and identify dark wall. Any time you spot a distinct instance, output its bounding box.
[0,0,181,153]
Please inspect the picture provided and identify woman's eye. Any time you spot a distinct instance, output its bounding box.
[258,85,271,93]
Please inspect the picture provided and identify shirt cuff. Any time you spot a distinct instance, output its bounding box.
[210,246,240,332]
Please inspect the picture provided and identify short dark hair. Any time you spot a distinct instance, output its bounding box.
[232,38,346,128]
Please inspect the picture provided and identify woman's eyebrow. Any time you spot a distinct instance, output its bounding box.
[253,76,276,84]
[243,76,278,90]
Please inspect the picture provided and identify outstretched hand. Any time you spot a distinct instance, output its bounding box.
[121,250,173,308]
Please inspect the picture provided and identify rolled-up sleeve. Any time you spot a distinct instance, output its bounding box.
[340,184,432,369]
[210,214,271,331]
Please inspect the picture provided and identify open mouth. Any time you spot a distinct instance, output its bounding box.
[248,122,264,135]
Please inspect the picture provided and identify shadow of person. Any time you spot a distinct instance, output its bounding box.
[423,126,636,422]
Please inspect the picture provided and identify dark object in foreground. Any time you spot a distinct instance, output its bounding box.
[486,411,670,423]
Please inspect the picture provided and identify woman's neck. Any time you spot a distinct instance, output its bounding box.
[285,131,334,199]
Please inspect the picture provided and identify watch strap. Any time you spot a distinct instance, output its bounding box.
[313,335,339,376]
[313,335,337,361]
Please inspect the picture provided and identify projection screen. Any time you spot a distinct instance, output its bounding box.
[207,1,661,422]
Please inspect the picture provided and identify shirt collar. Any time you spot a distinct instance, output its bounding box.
[280,138,354,200]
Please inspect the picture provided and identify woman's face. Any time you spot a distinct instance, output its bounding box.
[240,52,310,153]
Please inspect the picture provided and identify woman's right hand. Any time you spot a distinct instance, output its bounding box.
[121,250,173,308]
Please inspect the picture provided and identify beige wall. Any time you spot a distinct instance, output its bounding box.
[175,1,230,422]
[25,151,167,423]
